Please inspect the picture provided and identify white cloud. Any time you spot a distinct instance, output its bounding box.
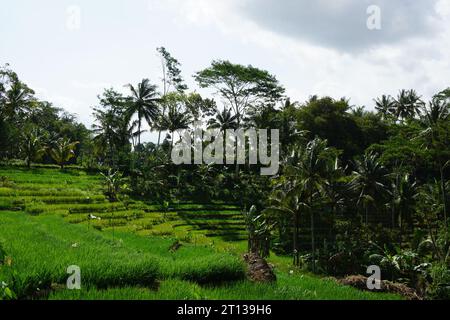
[160,0,450,108]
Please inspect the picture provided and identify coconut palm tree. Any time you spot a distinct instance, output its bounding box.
[296,138,335,272]
[265,188,308,266]
[352,151,388,228]
[207,108,238,131]
[393,89,425,122]
[20,126,47,168]
[48,138,79,169]
[157,104,192,152]
[323,158,347,239]
[389,172,420,231]
[422,97,449,127]
[374,95,395,120]
[419,96,450,225]
[1,80,34,121]
[125,79,160,147]
[92,107,125,167]
[283,138,335,272]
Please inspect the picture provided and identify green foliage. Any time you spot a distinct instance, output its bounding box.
[20,125,47,167]
[194,60,285,123]
[125,79,160,147]
[48,138,79,169]
[47,273,401,300]
[100,169,126,202]
[157,47,188,94]
[1,60,450,300]
[428,263,450,299]
[295,97,363,161]
[92,89,132,169]
[242,206,272,258]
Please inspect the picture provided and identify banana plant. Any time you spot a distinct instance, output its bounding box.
[100,169,124,202]
[243,205,274,258]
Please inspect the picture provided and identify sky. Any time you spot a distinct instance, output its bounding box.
[1,0,450,141]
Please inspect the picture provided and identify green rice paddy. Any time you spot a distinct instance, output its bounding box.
[0,167,401,300]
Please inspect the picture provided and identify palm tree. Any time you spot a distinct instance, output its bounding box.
[393,89,425,122]
[126,79,160,147]
[389,172,420,232]
[323,158,347,240]
[92,107,126,167]
[422,97,449,127]
[352,151,387,228]
[265,189,308,266]
[127,119,147,150]
[48,138,79,169]
[157,104,192,152]
[20,126,46,168]
[374,95,395,120]
[1,80,34,121]
[207,108,238,131]
[296,138,334,272]
[419,96,450,225]
[285,138,335,272]
[92,109,115,155]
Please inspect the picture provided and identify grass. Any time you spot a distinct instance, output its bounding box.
[0,212,160,297]
[48,275,401,300]
[0,166,403,300]
[0,211,245,298]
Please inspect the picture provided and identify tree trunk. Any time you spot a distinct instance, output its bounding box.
[138,117,141,148]
[170,131,174,155]
[293,211,299,266]
[440,164,448,226]
[310,210,316,273]
[366,204,369,226]
[235,112,241,178]
[157,130,162,146]
[365,205,370,242]
[391,202,395,230]
[399,208,403,247]
[157,105,167,147]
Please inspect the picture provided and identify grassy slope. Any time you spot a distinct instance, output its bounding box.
[0,167,401,300]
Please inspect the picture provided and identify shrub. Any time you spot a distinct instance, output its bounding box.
[427,263,450,300]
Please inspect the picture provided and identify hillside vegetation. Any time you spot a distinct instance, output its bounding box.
[0,167,400,300]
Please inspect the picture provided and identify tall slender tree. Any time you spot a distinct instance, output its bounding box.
[374,95,396,120]
[393,89,425,122]
[352,151,388,228]
[126,79,160,147]
[157,47,187,146]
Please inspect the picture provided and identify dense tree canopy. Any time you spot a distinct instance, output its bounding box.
[1,53,449,299]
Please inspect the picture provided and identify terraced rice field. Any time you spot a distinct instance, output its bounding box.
[0,167,402,300]
[0,167,247,245]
